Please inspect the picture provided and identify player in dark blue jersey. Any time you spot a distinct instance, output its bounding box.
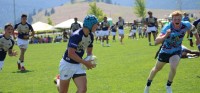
[116,16,125,44]
[14,14,35,71]
[0,23,17,71]
[144,11,200,93]
[193,18,200,51]
[100,17,110,46]
[70,17,82,33]
[145,11,158,46]
[59,15,98,93]
[111,24,117,42]
[182,12,194,47]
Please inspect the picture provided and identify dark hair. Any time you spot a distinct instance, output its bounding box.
[148,11,152,14]
[4,23,13,30]
[21,14,27,18]
[74,17,78,20]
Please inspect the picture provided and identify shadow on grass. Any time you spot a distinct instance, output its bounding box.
[12,70,34,73]
[197,76,200,78]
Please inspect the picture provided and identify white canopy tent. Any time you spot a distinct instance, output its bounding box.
[32,21,54,32]
[54,19,83,29]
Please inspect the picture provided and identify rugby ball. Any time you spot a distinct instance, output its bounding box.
[82,55,97,70]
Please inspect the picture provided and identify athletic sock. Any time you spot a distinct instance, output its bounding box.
[166,80,173,86]
[147,80,152,86]
[20,61,24,67]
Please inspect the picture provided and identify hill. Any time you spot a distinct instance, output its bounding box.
[32,2,200,25]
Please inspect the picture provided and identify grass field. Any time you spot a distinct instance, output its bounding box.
[0,31,200,93]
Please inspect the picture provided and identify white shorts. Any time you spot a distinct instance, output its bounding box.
[95,31,101,37]
[147,26,157,33]
[118,29,124,35]
[132,30,137,34]
[0,61,4,71]
[59,59,86,80]
[17,38,29,49]
[101,30,109,36]
[111,32,116,36]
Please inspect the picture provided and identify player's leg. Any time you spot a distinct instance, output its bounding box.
[59,79,71,93]
[73,75,87,93]
[0,61,4,71]
[152,31,156,41]
[189,31,194,47]
[147,32,151,45]
[144,61,166,93]
[166,55,180,93]
[59,59,75,93]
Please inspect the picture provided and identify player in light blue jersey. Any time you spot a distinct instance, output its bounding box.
[59,15,98,93]
[144,11,200,93]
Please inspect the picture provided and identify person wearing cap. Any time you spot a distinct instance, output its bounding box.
[59,15,98,93]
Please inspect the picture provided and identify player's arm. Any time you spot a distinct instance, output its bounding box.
[29,25,35,37]
[68,48,94,69]
[191,25,200,45]
[8,40,17,56]
[155,29,171,45]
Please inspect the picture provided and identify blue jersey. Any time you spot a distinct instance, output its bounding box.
[14,22,34,39]
[182,16,190,22]
[0,35,14,61]
[63,29,94,64]
[160,21,191,54]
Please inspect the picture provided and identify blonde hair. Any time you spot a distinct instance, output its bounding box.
[171,11,183,18]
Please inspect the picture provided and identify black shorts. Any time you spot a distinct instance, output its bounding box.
[158,51,181,63]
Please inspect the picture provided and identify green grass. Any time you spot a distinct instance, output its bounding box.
[0,31,200,93]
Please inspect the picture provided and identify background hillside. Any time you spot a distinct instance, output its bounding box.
[0,0,200,28]
[32,2,200,25]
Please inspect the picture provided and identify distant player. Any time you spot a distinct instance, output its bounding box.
[95,23,101,43]
[101,16,110,46]
[131,20,137,39]
[182,12,193,47]
[144,11,200,93]
[14,14,35,71]
[138,25,143,38]
[0,23,17,71]
[145,11,158,46]
[193,18,200,51]
[110,24,117,42]
[59,15,98,93]
[70,17,82,33]
[116,16,125,44]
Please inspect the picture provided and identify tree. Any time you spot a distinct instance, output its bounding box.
[47,17,53,25]
[50,8,55,14]
[133,0,146,18]
[88,2,106,22]
[133,0,146,25]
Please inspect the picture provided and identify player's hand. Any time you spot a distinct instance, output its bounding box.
[11,50,18,57]
[165,29,171,37]
[83,60,96,70]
